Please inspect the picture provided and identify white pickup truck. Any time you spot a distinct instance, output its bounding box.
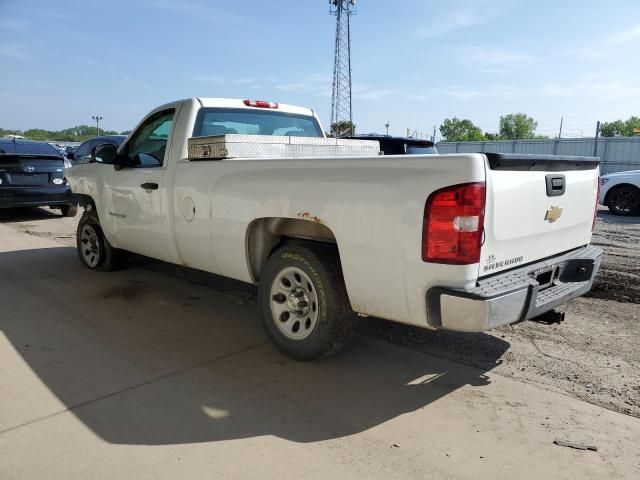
[67,98,603,360]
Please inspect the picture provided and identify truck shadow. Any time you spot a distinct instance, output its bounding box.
[0,207,61,223]
[0,246,510,445]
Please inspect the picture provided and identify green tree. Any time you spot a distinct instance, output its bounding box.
[499,113,538,139]
[600,116,640,137]
[483,132,501,140]
[23,129,51,141]
[330,120,356,137]
[1,124,123,142]
[439,117,484,142]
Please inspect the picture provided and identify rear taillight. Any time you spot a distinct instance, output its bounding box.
[592,178,600,232]
[243,99,279,109]
[422,182,486,265]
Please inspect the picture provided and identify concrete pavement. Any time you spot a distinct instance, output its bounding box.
[1,222,639,479]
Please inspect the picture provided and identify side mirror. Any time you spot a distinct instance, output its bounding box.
[94,143,119,165]
[66,152,75,160]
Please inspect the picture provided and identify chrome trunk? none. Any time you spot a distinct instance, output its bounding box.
[187,134,380,160]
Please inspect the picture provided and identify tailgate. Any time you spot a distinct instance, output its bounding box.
[480,153,599,276]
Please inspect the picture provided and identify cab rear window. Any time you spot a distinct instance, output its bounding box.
[194,108,323,138]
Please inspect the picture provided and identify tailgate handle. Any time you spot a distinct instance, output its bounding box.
[545,175,565,197]
[140,182,158,191]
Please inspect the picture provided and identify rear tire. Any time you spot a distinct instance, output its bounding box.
[76,210,124,271]
[258,241,356,361]
[606,185,640,216]
[60,204,78,217]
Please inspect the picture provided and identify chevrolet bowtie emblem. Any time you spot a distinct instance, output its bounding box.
[545,206,563,223]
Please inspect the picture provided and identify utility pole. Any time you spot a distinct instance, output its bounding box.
[432,125,436,142]
[593,121,600,157]
[92,115,103,136]
[329,0,356,138]
[385,121,390,135]
[558,116,563,139]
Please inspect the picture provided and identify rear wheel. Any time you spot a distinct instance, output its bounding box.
[258,241,355,360]
[60,204,78,217]
[607,185,640,216]
[76,210,124,271]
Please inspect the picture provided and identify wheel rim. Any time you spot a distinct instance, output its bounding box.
[269,266,319,341]
[611,189,638,213]
[80,224,101,267]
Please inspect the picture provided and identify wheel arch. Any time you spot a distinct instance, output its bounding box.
[246,217,339,283]
[603,182,640,205]
[76,193,97,210]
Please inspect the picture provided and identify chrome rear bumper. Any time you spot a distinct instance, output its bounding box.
[426,245,603,332]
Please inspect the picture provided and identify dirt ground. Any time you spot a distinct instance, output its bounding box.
[1,206,639,420]
[590,209,640,303]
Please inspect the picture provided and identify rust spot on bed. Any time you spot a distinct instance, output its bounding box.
[296,211,324,224]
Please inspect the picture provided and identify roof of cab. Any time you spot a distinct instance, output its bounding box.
[196,97,315,117]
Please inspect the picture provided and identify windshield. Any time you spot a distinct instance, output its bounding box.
[194,108,323,138]
[0,140,62,156]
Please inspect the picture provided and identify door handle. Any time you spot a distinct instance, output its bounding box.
[140,182,158,191]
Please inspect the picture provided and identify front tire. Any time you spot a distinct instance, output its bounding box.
[60,204,78,217]
[258,241,356,360]
[606,185,640,216]
[76,210,124,271]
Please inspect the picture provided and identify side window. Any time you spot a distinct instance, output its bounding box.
[74,141,92,164]
[125,109,175,168]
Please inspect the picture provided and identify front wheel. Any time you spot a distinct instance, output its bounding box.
[60,204,78,217]
[76,210,124,271]
[607,185,640,216]
[258,241,356,360]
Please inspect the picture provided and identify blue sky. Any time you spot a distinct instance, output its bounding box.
[1,0,639,138]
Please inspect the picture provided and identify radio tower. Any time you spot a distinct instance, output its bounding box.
[329,0,356,137]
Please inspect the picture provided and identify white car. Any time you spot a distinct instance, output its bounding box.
[66,98,602,360]
[599,170,640,216]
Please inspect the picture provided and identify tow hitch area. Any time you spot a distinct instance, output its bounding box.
[532,266,557,290]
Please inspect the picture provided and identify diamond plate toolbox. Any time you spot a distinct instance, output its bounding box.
[188,134,380,160]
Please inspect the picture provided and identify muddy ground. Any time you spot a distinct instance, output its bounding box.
[1,207,638,418]
[590,210,640,303]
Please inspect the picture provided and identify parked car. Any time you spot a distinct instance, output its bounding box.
[346,134,439,155]
[599,170,640,216]
[67,135,127,165]
[0,139,77,216]
[67,98,602,360]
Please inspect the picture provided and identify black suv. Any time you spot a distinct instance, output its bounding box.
[67,135,127,165]
[0,139,77,216]
[346,135,439,155]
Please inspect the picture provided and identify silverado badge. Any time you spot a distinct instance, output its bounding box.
[545,205,563,223]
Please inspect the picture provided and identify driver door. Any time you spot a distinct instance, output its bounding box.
[100,107,178,262]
